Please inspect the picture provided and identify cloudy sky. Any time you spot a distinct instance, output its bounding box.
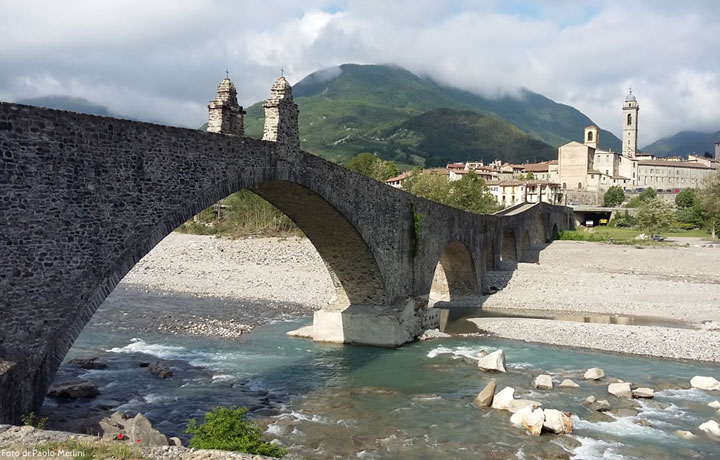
[1,0,718,146]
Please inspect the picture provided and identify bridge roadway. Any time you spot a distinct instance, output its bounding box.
[0,77,571,423]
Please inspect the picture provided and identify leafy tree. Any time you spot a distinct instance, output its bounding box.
[345,152,379,177]
[627,187,657,208]
[609,210,635,228]
[345,152,398,181]
[698,169,720,239]
[185,406,286,457]
[675,188,696,209]
[603,186,625,207]
[447,171,500,214]
[635,197,674,235]
[402,169,451,203]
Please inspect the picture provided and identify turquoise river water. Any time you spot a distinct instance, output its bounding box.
[43,294,720,459]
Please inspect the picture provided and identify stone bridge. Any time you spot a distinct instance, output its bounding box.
[0,76,571,423]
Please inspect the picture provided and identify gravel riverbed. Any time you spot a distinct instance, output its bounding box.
[116,233,720,361]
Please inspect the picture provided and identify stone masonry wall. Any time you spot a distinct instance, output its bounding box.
[0,101,569,423]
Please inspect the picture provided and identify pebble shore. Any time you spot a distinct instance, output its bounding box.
[117,233,720,361]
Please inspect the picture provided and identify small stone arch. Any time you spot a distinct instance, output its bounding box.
[551,223,560,240]
[429,241,477,302]
[500,227,517,263]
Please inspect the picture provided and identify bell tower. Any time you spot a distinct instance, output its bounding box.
[622,89,639,158]
[207,75,245,136]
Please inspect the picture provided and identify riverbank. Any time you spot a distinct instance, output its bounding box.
[116,233,720,361]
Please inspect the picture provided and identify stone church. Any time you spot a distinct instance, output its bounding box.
[557,91,717,196]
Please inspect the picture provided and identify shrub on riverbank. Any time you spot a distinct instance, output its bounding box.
[185,406,286,457]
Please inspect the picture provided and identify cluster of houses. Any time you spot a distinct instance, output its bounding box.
[386,90,719,208]
[385,160,564,207]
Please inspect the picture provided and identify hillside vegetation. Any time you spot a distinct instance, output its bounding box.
[243,64,620,166]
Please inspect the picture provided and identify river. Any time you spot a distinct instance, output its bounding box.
[41,287,720,459]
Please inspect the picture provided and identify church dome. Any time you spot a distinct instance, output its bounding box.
[625,91,637,102]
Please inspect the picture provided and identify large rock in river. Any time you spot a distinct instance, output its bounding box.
[584,368,605,380]
[506,399,542,414]
[68,357,108,369]
[608,382,633,398]
[473,380,496,408]
[491,386,515,410]
[510,406,544,436]
[690,376,720,391]
[477,349,506,373]
[47,380,98,400]
[699,420,720,438]
[148,361,173,379]
[543,409,573,434]
[534,374,553,390]
[559,379,579,388]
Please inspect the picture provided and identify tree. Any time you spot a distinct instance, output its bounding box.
[698,169,720,239]
[345,152,398,182]
[603,186,625,207]
[447,171,500,214]
[628,187,657,208]
[635,196,674,235]
[185,406,286,457]
[675,188,696,209]
[402,169,451,203]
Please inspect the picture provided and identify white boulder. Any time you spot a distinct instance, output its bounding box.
[673,430,697,440]
[559,379,579,388]
[543,409,573,434]
[506,399,542,413]
[534,374,553,390]
[584,368,604,380]
[699,420,720,438]
[510,406,544,436]
[477,349,506,373]
[708,400,720,409]
[691,376,720,391]
[632,388,654,399]
[491,386,515,410]
[608,382,633,399]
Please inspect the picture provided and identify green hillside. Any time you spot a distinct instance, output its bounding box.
[643,130,720,157]
[244,64,620,166]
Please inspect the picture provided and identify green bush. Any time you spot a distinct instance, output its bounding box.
[608,211,635,228]
[603,186,625,207]
[21,412,48,430]
[185,406,286,457]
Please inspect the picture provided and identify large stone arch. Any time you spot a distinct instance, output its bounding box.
[429,241,478,303]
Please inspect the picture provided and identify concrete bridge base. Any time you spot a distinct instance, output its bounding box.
[289,299,441,347]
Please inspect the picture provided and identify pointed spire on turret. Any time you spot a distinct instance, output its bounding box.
[207,75,245,136]
[262,74,299,149]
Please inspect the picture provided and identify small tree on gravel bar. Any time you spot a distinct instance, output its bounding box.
[636,196,674,236]
[698,168,720,239]
[185,406,286,457]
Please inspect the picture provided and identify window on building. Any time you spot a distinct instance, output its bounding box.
[587,131,594,142]
[578,182,582,190]
[627,114,632,125]
[605,170,609,175]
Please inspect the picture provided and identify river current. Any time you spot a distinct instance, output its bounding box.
[42,289,720,459]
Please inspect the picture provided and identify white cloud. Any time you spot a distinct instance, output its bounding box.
[0,0,718,144]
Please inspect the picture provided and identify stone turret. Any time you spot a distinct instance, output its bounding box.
[207,77,245,135]
[262,76,299,149]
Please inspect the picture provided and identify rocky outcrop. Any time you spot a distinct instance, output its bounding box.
[559,379,579,388]
[472,380,496,408]
[491,387,515,410]
[100,412,168,446]
[589,400,611,412]
[509,406,544,436]
[47,380,98,400]
[690,376,720,391]
[68,357,108,369]
[477,350,506,373]
[534,374,553,390]
[608,382,632,398]
[543,409,573,434]
[583,368,604,380]
[673,430,697,440]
